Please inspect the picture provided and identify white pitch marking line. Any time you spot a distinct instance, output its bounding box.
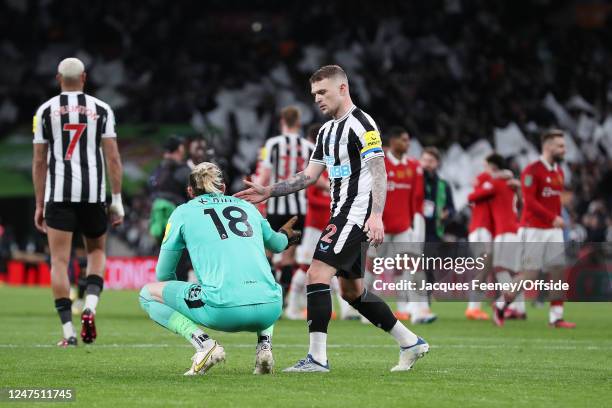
[0,343,609,350]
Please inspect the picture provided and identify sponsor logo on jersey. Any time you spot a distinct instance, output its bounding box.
[542,187,561,197]
[32,116,37,134]
[329,164,351,179]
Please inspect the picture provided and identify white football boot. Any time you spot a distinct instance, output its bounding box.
[184,340,226,376]
[390,337,429,372]
[283,354,330,373]
[253,341,274,374]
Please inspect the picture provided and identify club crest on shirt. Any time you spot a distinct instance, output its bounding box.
[524,175,533,187]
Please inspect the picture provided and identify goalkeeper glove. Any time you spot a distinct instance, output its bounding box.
[279,216,302,247]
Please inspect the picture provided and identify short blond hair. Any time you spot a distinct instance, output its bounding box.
[189,162,224,195]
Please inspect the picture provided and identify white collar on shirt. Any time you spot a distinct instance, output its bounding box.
[333,105,356,123]
[387,152,408,166]
[539,156,558,171]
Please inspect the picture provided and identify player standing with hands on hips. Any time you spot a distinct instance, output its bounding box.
[32,58,124,346]
[236,65,429,373]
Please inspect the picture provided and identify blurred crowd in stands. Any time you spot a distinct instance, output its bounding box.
[0,0,610,256]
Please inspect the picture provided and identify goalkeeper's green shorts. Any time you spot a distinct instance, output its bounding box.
[162,281,282,332]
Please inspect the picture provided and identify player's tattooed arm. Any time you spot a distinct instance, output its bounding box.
[270,172,312,196]
[367,156,387,214]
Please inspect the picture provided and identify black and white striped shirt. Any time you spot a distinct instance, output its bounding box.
[310,105,384,227]
[33,91,116,203]
[261,133,314,216]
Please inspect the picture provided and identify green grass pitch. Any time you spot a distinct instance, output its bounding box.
[0,286,610,407]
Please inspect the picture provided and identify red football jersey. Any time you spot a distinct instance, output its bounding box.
[468,174,518,236]
[305,171,331,230]
[520,158,563,229]
[383,154,424,234]
[467,172,494,234]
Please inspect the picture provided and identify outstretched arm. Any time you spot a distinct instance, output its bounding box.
[235,161,325,204]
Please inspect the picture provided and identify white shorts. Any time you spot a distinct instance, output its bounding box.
[492,232,520,272]
[296,226,322,265]
[367,228,424,258]
[468,228,493,255]
[518,227,565,271]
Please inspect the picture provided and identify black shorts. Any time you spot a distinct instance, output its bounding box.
[45,202,108,238]
[267,214,305,233]
[312,216,368,280]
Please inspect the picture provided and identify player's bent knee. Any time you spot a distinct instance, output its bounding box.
[307,260,336,284]
[138,286,153,313]
[341,291,359,303]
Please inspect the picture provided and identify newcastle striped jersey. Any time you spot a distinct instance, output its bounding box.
[309,105,384,226]
[33,91,116,203]
[261,133,314,216]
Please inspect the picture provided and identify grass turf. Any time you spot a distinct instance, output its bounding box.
[0,286,610,407]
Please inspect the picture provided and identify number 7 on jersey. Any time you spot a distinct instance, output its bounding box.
[63,123,87,160]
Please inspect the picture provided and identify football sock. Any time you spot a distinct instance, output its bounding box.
[390,321,418,348]
[85,275,104,313]
[510,292,526,313]
[286,268,307,315]
[280,265,294,303]
[306,283,331,363]
[394,270,410,313]
[348,289,397,331]
[308,332,327,364]
[77,276,87,299]
[258,325,274,341]
[55,298,75,338]
[258,334,272,344]
[496,270,513,308]
[330,276,350,316]
[549,300,564,323]
[189,329,212,351]
[306,283,332,332]
[496,296,506,310]
[138,286,205,348]
[467,301,481,310]
[408,270,429,317]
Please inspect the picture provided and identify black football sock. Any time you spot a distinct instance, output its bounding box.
[55,298,75,339]
[306,283,332,333]
[280,265,294,304]
[85,274,104,297]
[77,276,87,299]
[349,289,398,331]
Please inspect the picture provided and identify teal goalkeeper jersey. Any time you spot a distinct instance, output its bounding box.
[157,193,286,307]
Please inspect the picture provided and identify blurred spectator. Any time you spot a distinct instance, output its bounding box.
[421,147,456,242]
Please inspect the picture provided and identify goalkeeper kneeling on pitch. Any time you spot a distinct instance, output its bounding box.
[139,162,301,375]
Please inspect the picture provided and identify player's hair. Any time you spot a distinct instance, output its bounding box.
[189,162,224,195]
[281,106,301,128]
[309,65,348,84]
[389,126,409,140]
[306,123,322,143]
[541,128,564,145]
[486,153,507,170]
[422,146,441,161]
